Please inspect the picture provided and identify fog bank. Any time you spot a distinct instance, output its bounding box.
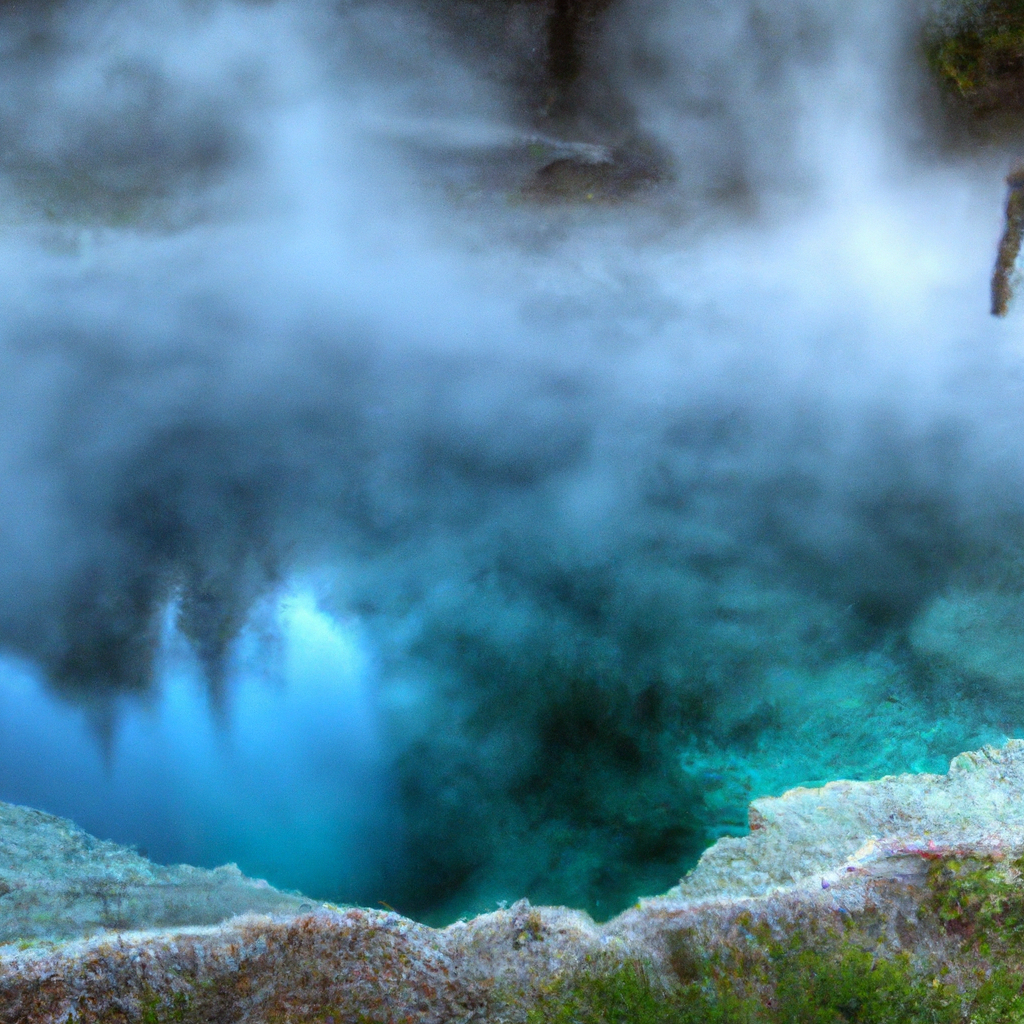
[0,0,1022,921]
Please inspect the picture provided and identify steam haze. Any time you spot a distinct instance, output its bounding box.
[0,0,1021,922]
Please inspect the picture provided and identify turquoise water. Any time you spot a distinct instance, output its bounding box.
[1,579,1018,923]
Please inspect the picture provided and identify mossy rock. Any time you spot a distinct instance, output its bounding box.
[524,907,1024,1024]
[926,2,1024,115]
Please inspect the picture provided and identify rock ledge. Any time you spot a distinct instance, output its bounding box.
[4,741,1024,1022]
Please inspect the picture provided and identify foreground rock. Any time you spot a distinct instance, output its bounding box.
[0,802,311,944]
[5,742,1024,1022]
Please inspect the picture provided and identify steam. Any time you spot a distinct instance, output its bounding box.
[0,0,1022,921]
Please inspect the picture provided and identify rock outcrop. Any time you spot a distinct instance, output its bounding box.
[0,802,310,945]
[5,742,1024,1021]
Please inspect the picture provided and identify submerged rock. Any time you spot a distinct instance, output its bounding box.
[992,167,1024,316]
[924,4,1024,316]
[522,149,662,203]
[5,743,1024,1021]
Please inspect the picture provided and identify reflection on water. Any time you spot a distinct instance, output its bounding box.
[0,588,394,903]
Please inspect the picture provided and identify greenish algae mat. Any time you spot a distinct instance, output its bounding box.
[6,742,1024,1022]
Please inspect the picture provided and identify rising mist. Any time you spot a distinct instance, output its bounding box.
[0,0,1021,923]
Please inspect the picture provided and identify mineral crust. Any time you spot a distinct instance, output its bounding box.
[4,741,1024,1022]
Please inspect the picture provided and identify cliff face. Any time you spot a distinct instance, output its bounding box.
[4,741,1024,1022]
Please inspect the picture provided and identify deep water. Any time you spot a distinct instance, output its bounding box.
[3,0,1024,928]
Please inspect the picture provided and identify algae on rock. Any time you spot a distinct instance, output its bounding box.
[923,2,1024,315]
[992,167,1024,315]
[925,0,1024,114]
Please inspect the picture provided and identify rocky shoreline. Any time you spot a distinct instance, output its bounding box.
[0,802,311,946]
[3,741,1024,1021]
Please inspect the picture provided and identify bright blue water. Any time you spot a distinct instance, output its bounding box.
[0,589,395,903]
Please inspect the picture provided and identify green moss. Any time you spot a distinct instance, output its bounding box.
[769,945,955,1024]
[523,856,1024,1023]
[525,943,948,1023]
[521,913,1024,1024]
[929,30,998,96]
[925,853,1024,954]
[967,971,1024,1023]
[132,980,228,1024]
[138,991,190,1024]
[924,2,1024,110]
[525,955,748,1024]
[137,989,193,1024]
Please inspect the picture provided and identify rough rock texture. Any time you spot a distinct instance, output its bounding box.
[4,742,1024,1022]
[660,740,1024,905]
[0,801,311,943]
